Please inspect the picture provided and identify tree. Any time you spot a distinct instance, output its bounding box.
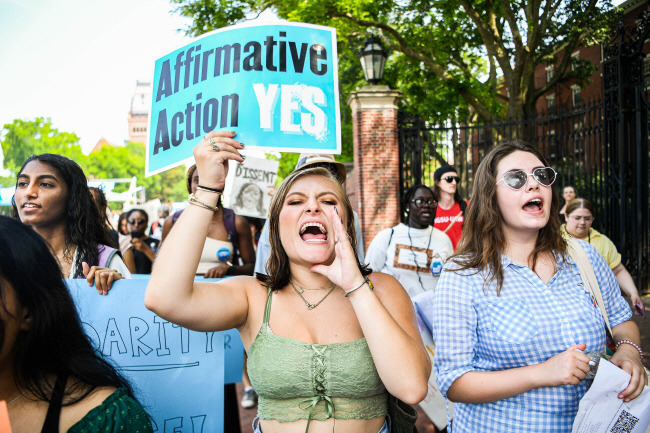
[170,0,619,124]
[1,118,85,173]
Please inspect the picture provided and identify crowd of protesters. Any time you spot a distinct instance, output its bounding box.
[2,137,648,433]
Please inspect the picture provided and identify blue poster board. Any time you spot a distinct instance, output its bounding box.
[66,279,245,433]
[147,20,340,176]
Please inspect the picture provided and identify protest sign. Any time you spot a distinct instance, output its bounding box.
[224,155,279,218]
[66,279,241,433]
[147,20,340,176]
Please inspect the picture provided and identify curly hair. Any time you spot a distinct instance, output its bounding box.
[12,154,114,278]
[256,167,370,290]
[453,139,565,294]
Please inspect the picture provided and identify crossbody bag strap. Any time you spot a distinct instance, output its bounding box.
[566,237,613,335]
[443,211,463,234]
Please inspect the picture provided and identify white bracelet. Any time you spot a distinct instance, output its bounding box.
[615,339,644,359]
[344,276,374,297]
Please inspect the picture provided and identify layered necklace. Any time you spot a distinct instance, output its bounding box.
[290,280,336,310]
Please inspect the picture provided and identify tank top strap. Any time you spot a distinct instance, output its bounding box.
[262,286,273,326]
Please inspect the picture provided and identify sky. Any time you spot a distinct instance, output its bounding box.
[0,0,193,154]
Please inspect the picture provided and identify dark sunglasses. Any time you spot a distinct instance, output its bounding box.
[496,167,557,190]
[410,198,436,208]
[443,176,460,183]
[128,219,146,225]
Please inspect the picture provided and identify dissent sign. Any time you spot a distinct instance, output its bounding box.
[147,21,341,176]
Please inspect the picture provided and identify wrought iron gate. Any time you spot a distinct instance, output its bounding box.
[398,11,650,294]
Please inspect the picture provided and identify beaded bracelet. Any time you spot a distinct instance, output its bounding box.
[615,339,644,359]
[188,193,219,212]
[197,184,223,194]
[344,276,374,297]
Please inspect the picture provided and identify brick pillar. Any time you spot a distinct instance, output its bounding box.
[347,85,402,251]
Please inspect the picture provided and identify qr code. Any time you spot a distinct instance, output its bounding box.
[610,410,639,433]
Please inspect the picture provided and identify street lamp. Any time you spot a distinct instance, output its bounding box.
[359,36,387,85]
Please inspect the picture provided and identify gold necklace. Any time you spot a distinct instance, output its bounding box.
[7,392,23,407]
[290,280,336,310]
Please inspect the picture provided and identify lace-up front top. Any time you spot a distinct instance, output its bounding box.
[247,287,387,427]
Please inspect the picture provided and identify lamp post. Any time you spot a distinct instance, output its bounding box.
[359,36,387,85]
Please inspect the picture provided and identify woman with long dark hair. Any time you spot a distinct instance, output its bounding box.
[432,140,646,432]
[12,154,130,294]
[366,184,453,298]
[146,131,430,433]
[0,216,152,432]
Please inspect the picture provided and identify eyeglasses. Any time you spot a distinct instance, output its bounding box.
[128,219,146,225]
[443,176,460,183]
[410,198,436,208]
[496,167,557,190]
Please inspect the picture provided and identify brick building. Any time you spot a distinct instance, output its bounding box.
[127,81,151,144]
[535,0,650,114]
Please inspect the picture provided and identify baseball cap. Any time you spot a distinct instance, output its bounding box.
[295,154,347,184]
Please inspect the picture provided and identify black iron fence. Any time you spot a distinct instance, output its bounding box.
[398,94,649,294]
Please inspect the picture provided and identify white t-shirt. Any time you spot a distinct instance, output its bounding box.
[365,223,453,298]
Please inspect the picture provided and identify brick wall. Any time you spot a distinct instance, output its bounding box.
[348,86,402,250]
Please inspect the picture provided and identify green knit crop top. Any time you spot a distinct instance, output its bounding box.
[247,288,387,427]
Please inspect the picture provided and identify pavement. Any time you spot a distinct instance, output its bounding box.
[235,295,650,433]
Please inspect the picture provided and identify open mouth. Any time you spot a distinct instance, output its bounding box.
[22,203,41,209]
[522,198,543,212]
[300,222,328,243]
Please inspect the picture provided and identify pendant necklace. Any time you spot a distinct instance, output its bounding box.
[290,280,336,310]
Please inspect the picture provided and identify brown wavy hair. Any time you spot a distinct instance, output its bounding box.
[453,139,565,294]
[565,197,594,217]
[256,167,371,290]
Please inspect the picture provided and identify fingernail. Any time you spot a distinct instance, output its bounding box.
[239,142,245,148]
[240,154,246,160]
[334,207,339,215]
[230,131,236,135]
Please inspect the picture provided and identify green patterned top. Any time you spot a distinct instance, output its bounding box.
[68,388,153,433]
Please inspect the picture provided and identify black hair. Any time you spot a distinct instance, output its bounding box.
[12,154,115,278]
[117,212,130,236]
[0,216,135,404]
[401,184,434,224]
[126,208,149,226]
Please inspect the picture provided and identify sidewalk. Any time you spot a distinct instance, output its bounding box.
[236,296,650,432]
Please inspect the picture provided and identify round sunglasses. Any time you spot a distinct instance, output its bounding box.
[496,167,557,190]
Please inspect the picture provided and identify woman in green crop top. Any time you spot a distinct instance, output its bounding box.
[146,131,431,433]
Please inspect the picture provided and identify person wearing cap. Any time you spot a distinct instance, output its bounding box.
[254,153,364,276]
[432,165,468,251]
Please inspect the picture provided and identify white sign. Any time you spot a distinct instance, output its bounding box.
[225,156,279,218]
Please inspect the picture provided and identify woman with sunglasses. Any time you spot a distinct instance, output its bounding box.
[432,140,645,433]
[125,209,160,275]
[366,184,453,298]
[12,154,130,295]
[432,165,467,251]
[562,198,645,318]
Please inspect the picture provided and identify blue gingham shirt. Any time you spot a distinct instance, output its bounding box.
[432,240,632,433]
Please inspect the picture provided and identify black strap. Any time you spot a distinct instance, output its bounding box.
[40,375,68,433]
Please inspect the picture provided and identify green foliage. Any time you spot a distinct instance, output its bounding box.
[1,118,84,173]
[1,118,187,203]
[170,0,619,121]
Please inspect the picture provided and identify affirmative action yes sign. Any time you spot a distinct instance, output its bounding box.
[147,21,340,176]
